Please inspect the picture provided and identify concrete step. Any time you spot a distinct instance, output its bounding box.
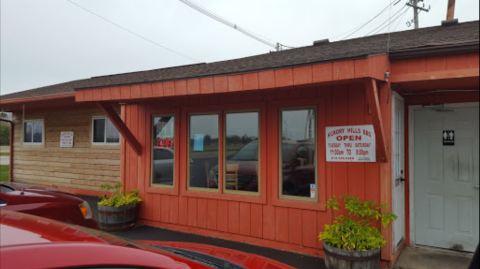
[394,246,473,269]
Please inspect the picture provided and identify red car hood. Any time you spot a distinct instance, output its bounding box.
[137,240,295,269]
[2,182,83,204]
[1,211,293,269]
[0,210,102,247]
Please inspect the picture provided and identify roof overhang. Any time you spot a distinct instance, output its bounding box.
[390,51,479,93]
[74,54,389,103]
[0,93,76,112]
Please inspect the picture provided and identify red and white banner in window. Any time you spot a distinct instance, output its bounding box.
[156,137,174,149]
[326,125,376,162]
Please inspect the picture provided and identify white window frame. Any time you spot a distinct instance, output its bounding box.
[23,119,44,145]
[91,116,120,145]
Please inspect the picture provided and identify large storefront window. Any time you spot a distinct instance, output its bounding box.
[280,108,316,199]
[189,114,219,189]
[225,112,259,193]
[152,115,175,186]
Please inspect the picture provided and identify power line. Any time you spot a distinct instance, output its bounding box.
[335,0,402,40]
[392,5,411,31]
[365,4,410,36]
[370,6,410,35]
[65,0,199,62]
[177,0,293,51]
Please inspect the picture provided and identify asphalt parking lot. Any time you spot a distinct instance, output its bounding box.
[82,195,325,269]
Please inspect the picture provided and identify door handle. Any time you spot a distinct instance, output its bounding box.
[395,177,405,186]
[396,170,405,183]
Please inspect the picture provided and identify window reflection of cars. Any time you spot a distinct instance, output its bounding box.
[152,147,174,184]
[208,140,315,194]
[212,140,260,192]
[206,141,257,191]
[281,140,315,197]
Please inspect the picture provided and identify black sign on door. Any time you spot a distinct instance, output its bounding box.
[443,130,455,146]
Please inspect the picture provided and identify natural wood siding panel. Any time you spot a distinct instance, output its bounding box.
[12,108,120,191]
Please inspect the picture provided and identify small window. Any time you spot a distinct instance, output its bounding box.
[188,114,219,190]
[92,117,119,144]
[152,115,175,186]
[225,112,259,193]
[23,119,44,144]
[280,108,316,199]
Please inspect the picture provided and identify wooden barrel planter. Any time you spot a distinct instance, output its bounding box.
[97,204,138,232]
[323,243,381,269]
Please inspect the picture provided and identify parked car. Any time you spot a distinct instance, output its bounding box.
[208,140,315,195]
[0,182,96,228]
[0,210,294,269]
[153,147,175,184]
[281,140,316,197]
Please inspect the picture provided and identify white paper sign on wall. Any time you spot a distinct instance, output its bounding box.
[60,131,74,148]
[326,125,376,162]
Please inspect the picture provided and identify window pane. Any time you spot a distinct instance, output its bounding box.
[281,109,316,198]
[93,119,105,143]
[189,114,218,189]
[225,112,259,192]
[152,116,175,185]
[24,122,32,143]
[32,121,43,143]
[105,120,120,143]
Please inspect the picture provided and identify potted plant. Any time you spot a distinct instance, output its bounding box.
[97,183,142,231]
[319,196,396,269]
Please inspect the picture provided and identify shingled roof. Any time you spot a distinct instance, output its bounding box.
[1,20,478,100]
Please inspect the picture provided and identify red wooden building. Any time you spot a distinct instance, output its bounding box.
[1,20,478,266]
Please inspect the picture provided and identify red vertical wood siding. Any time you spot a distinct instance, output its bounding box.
[122,81,392,259]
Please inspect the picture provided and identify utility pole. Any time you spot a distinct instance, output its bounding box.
[406,0,430,29]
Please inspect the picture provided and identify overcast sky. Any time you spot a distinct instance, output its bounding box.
[0,0,478,95]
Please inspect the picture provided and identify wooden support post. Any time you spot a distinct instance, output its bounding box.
[97,102,142,155]
[365,79,388,162]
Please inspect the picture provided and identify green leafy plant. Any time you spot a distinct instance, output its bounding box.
[319,196,396,251]
[98,182,142,208]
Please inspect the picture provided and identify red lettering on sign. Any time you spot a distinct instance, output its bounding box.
[336,135,362,141]
[362,129,371,137]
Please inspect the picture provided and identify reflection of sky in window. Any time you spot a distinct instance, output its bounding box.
[31,121,43,143]
[190,115,218,138]
[106,120,119,142]
[33,121,42,134]
[282,110,315,141]
[154,116,174,138]
[226,112,258,138]
[24,123,32,138]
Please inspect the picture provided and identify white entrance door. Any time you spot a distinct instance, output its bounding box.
[413,104,479,252]
[392,93,405,249]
